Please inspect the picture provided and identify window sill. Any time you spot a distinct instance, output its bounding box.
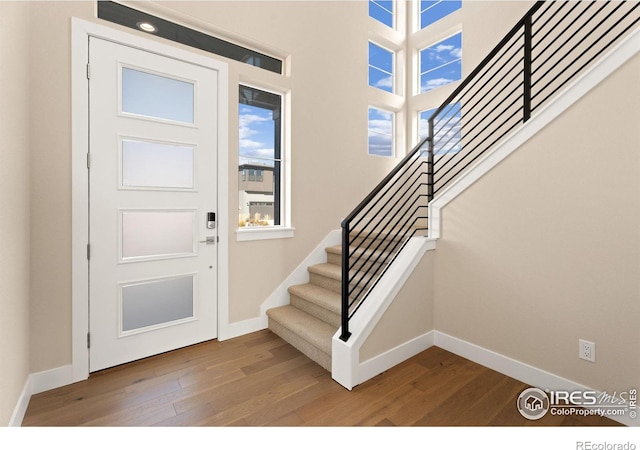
[236,226,295,242]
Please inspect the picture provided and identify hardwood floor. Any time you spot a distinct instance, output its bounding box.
[22,329,621,427]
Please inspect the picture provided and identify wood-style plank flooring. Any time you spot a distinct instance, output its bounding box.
[22,330,621,427]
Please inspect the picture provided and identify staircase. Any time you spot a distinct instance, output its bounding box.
[266,245,343,371]
[266,228,425,372]
[269,0,640,375]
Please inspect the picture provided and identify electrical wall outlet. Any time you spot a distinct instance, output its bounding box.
[579,339,596,362]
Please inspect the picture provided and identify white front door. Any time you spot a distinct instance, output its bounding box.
[88,37,218,372]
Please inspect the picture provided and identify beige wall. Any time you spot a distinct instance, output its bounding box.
[26,1,399,373]
[461,1,534,73]
[0,2,32,425]
[434,54,640,392]
[29,1,96,373]
[360,250,434,362]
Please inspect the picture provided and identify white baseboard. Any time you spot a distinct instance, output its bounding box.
[434,331,636,427]
[357,331,435,387]
[29,365,74,395]
[8,378,31,427]
[9,364,74,426]
[219,316,266,341]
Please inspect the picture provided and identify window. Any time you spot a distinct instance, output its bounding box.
[419,33,462,93]
[238,85,282,228]
[419,1,461,29]
[420,102,462,154]
[369,0,394,28]
[369,42,395,93]
[368,106,394,157]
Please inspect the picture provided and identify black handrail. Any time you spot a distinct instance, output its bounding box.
[340,0,639,341]
[431,2,545,120]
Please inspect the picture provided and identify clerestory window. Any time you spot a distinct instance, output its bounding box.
[419,33,462,93]
[419,1,461,29]
[369,42,395,93]
[369,0,395,28]
[368,106,395,158]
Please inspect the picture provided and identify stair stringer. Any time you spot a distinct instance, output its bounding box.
[429,26,640,239]
[331,237,436,390]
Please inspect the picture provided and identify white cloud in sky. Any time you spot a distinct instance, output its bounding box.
[435,44,455,53]
[374,75,393,89]
[368,108,394,157]
[239,112,268,139]
[421,77,454,92]
[239,107,275,160]
[368,121,392,136]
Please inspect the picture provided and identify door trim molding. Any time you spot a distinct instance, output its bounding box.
[71,18,229,382]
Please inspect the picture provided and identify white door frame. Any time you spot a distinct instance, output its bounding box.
[71,18,229,382]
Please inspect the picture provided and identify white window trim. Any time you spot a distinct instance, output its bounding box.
[236,226,295,241]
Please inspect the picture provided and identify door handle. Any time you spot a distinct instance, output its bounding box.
[200,236,216,245]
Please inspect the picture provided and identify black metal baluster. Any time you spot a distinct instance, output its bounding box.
[340,222,351,342]
[524,14,533,123]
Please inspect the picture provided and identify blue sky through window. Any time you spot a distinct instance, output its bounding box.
[369,0,394,28]
[420,33,462,93]
[369,42,394,93]
[368,107,394,157]
[420,1,461,29]
[239,104,276,167]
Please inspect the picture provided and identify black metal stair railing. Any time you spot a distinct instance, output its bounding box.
[340,1,639,341]
[340,138,431,341]
[430,0,639,197]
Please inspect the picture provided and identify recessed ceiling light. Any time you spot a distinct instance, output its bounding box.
[136,22,157,33]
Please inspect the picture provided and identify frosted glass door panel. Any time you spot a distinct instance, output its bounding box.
[121,211,195,260]
[121,275,194,332]
[122,139,195,189]
[121,67,195,124]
